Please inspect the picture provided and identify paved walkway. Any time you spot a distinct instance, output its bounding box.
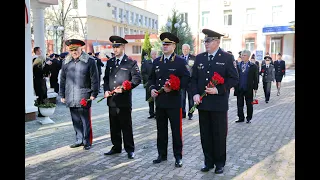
[25,70,295,180]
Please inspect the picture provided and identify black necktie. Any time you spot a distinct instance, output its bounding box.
[164,58,168,64]
[116,59,120,66]
[209,55,214,61]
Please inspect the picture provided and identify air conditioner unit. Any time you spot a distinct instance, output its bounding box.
[107,3,111,7]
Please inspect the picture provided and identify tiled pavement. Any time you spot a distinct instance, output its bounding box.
[25,70,295,180]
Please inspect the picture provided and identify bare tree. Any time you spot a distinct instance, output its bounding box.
[45,0,74,53]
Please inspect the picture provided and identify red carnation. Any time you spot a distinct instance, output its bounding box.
[122,80,132,91]
[147,74,181,102]
[80,98,91,107]
[97,80,132,103]
[189,72,224,113]
[261,69,265,73]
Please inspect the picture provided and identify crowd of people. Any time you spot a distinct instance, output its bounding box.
[31,28,286,174]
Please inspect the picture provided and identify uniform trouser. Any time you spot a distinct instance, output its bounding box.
[146,89,155,116]
[236,91,253,120]
[181,87,194,117]
[70,107,93,146]
[50,77,59,93]
[198,110,227,168]
[149,101,155,116]
[156,107,183,159]
[98,74,101,90]
[109,107,135,153]
[263,82,272,101]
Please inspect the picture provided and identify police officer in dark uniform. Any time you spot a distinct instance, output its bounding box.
[260,56,275,103]
[60,39,99,150]
[103,36,142,159]
[94,52,104,92]
[180,43,196,120]
[49,53,62,93]
[149,32,190,168]
[141,51,156,118]
[250,54,260,84]
[191,29,239,174]
[274,53,286,96]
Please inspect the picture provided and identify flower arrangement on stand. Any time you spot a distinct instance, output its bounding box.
[97,80,132,103]
[189,72,224,113]
[147,74,180,102]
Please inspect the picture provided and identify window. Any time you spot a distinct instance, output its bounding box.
[130,29,134,34]
[181,12,188,24]
[152,19,155,29]
[224,10,232,26]
[119,8,123,21]
[140,30,143,34]
[72,0,78,9]
[113,26,117,35]
[245,38,255,52]
[124,28,128,35]
[272,5,283,24]
[222,39,231,52]
[155,20,158,29]
[73,21,79,32]
[140,15,143,25]
[124,10,129,22]
[119,27,123,37]
[246,8,256,25]
[112,7,117,19]
[201,11,210,27]
[132,45,141,54]
[145,16,148,27]
[130,12,134,24]
[149,18,151,28]
[135,14,139,24]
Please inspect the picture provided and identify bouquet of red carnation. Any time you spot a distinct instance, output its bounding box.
[97,80,132,103]
[80,98,92,107]
[251,91,259,105]
[189,72,224,113]
[147,74,180,102]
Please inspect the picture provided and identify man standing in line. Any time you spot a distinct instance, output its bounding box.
[60,39,99,150]
[103,36,142,159]
[191,29,239,174]
[180,43,196,120]
[149,32,190,168]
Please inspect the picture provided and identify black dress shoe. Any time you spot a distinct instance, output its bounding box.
[246,120,251,123]
[104,149,121,155]
[152,156,167,164]
[235,119,244,123]
[83,145,91,150]
[215,167,224,174]
[69,143,83,148]
[175,159,182,167]
[128,152,135,159]
[182,114,186,118]
[201,166,214,172]
[188,116,193,120]
[147,115,155,119]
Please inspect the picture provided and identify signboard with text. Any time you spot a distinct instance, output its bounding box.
[255,50,263,60]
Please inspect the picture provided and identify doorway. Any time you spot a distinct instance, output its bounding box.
[270,38,282,60]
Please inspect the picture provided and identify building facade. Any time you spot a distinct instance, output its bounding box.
[43,0,158,61]
[125,0,295,67]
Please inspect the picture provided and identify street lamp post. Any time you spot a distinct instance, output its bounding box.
[46,25,64,54]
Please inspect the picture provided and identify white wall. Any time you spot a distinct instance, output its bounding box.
[282,33,294,65]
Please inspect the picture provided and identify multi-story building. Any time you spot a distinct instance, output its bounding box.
[45,0,158,62]
[125,0,295,67]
